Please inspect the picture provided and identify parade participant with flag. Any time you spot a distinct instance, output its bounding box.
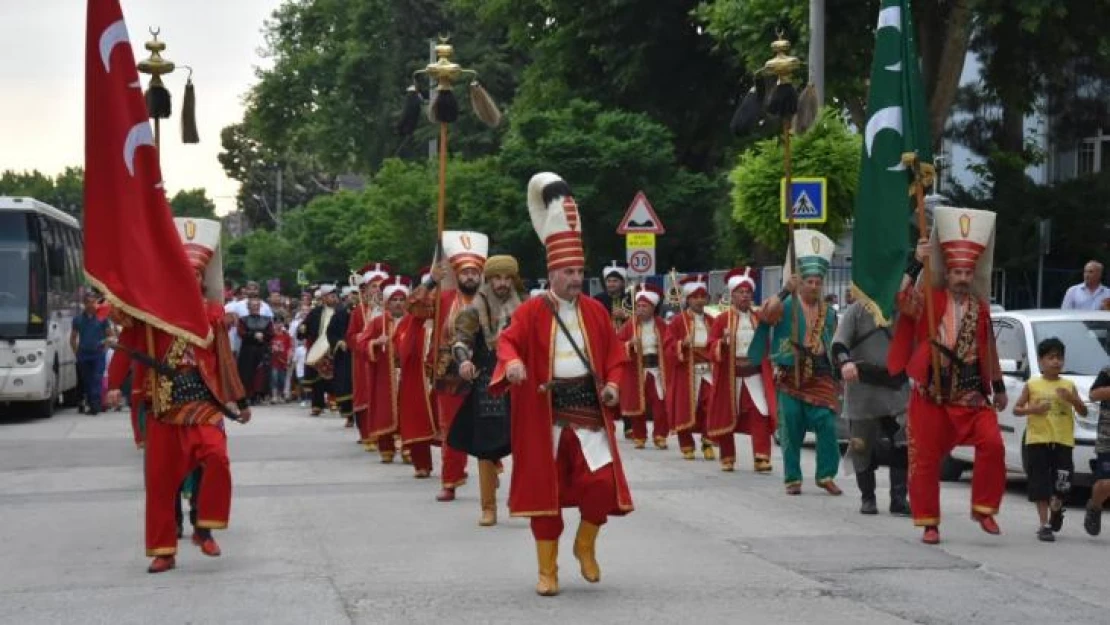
[888,207,1007,544]
[707,267,777,473]
[666,274,717,461]
[406,231,490,502]
[751,230,842,496]
[86,0,250,574]
[491,172,633,597]
[615,283,670,449]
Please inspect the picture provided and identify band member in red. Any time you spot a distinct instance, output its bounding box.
[105,219,251,573]
[407,232,490,501]
[395,268,438,478]
[359,275,409,463]
[491,172,633,597]
[616,283,669,449]
[350,263,390,449]
[707,267,777,473]
[666,274,717,460]
[888,207,1007,545]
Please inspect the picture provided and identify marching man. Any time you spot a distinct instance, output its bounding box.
[666,274,717,460]
[359,275,409,464]
[751,230,842,496]
[492,172,633,597]
[707,267,777,473]
[615,283,670,449]
[888,207,1007,544]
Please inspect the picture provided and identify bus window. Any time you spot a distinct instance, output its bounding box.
[0,211,46,338]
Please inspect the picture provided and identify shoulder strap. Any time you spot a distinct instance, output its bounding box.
[543,296,597,381]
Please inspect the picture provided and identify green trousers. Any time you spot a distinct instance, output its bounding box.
[777,391,840,485]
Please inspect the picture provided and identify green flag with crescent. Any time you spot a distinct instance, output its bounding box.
[850,0,932,325]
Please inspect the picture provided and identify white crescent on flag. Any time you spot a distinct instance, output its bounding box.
[98,19,129,73]
[876,6,903,72]
[865,106,906,172]
[123,122,155,176]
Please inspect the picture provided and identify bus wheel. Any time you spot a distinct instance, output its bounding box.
[32,373,56,419]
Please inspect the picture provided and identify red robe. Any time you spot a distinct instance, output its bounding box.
[108,301,243,413]
[394,313,438,445]
[665,310,716,432]
[346,305,373,416]
[887,287,1001,387]
[407,288,472,427]
[490,295,634,518]
[361,312,402,438]
[706,308,777,437]
[615,315,669,417]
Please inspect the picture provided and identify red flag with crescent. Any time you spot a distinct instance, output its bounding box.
[84,0,211,346]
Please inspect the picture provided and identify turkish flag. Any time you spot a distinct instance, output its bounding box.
[84,0,211,346]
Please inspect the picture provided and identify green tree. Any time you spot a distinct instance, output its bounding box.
[0,167,84,218]
[498,100,726,273]
[169,188,218,220]
[729,109,859,252]
[696,0,974,146]
[452,0,743,172]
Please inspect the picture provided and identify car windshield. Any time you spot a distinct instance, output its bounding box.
[0,211,44,339]
[1032,320,1110,376]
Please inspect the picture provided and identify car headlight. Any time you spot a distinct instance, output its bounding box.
[16,356,26,365]
[26,353,36,363]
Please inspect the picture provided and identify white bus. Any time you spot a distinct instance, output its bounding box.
[0,197,83,417]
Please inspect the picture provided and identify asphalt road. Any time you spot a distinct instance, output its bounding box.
[1,404,1107,625]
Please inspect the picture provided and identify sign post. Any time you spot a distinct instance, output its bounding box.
[617,191,665,278]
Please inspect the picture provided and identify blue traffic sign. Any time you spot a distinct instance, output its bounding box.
[779,177,827,224]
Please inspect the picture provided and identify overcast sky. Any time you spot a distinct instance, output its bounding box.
[0,0,283,215]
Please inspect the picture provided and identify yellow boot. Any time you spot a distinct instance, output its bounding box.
[478,460,497,527]
[702,440,716,461]
[573,521,601,583]
[535,540,559,596]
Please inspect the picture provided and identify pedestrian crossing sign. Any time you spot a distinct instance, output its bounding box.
[779,177,827,224]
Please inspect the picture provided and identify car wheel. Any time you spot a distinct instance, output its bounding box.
[32,373,57,419]
[939,455,969,482]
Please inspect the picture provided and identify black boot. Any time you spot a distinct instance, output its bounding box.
[856,469,878,515]
[889,464,910,516]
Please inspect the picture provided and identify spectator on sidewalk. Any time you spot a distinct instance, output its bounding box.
[1061,261,1110,310]
[270,320,294,403]
[70,291,114,415]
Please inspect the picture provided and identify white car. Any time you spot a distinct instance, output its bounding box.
[944,310,1110,486]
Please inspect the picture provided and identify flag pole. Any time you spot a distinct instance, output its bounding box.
[764,34,802,387]
[904,153,941,398]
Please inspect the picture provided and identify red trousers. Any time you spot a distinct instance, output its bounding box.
[408,440,433,474]
[628,372,668,442]
[145,417,231,556]
[531,427,618,540]
[377,433,397,459]
[718,384,772,462]
[907,392,1006,526]
[437,403,468,489]
[677,380,711,452]
[355,408,371,443]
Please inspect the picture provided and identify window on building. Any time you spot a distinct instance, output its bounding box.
[1077,128,1109,176]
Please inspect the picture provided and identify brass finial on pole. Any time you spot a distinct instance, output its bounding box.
[763,32,803,387]
[136,27,176,152]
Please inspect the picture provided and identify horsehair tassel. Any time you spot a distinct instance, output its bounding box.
[432,88,459,124]
[145,82,172,119]
[426,89,439,124]
[729,87,762,136]
[469,81,502,128]
[766,82,798,118]
[793,83,819,134]
[181,78,199,144]
[396,86,422,136]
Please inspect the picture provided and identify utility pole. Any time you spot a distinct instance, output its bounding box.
[808,0,825,104]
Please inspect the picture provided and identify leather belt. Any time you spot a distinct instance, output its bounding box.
[642,354,660,368]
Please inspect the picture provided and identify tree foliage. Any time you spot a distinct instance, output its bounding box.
[729,109,859,252]
[0,167,84,217]
[169,188,217,220]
